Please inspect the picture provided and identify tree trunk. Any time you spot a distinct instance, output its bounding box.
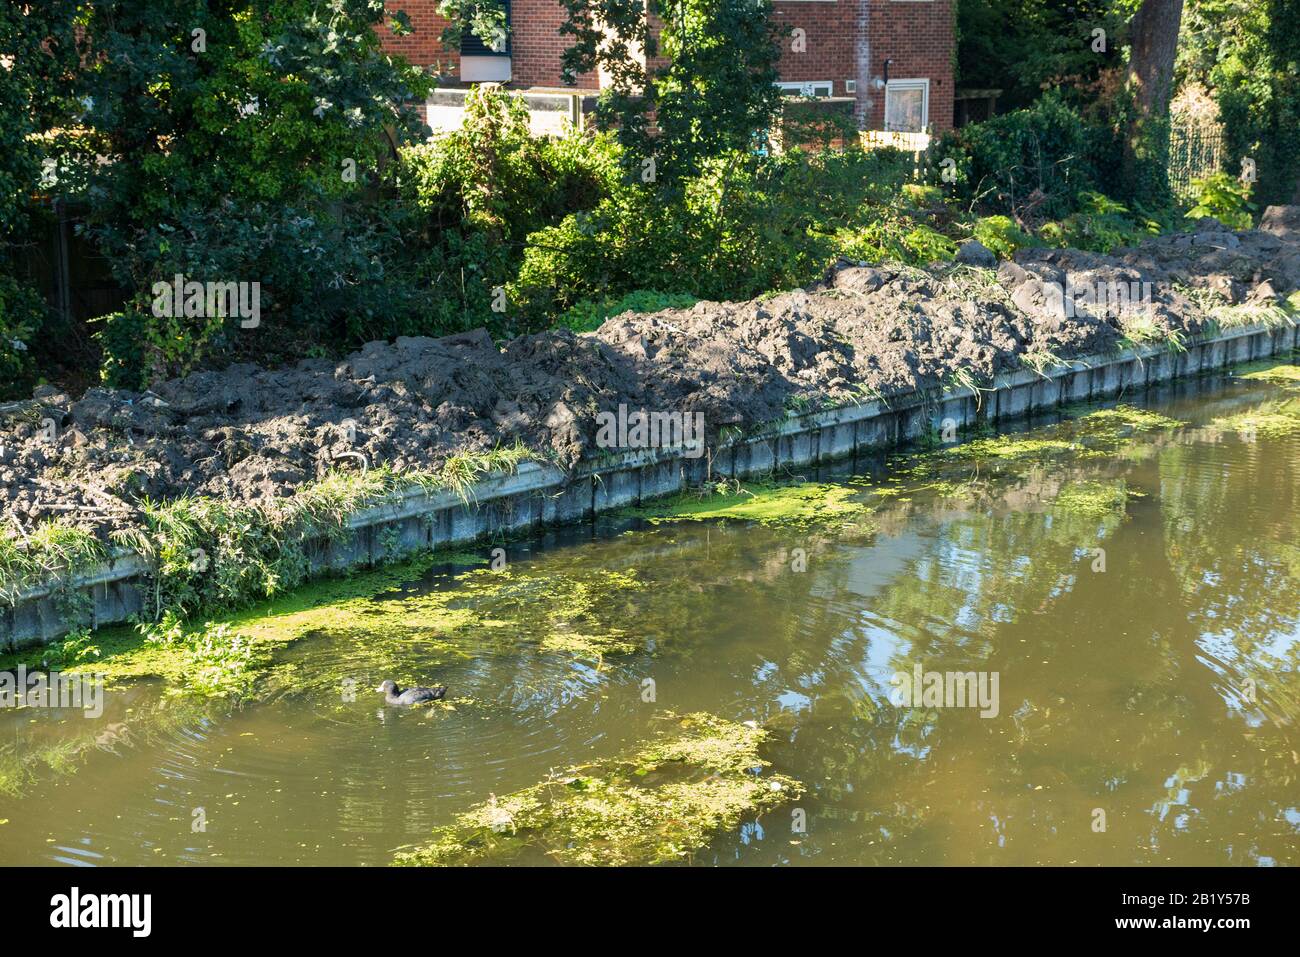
[1121,0,1185,197]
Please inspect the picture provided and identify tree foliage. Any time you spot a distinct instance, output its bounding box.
[35,0,433,387]
[558,0,785,190]
[1177,0,1300,206]
[957,0,1137,112]
[0,0,81,395]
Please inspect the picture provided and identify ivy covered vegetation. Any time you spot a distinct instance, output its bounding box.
[0,0,1288,400]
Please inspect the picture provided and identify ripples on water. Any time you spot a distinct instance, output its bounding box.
[0,369,1296,865]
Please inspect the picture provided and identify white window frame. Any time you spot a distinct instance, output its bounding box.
[776,80,835,98]
[884,78,930,132]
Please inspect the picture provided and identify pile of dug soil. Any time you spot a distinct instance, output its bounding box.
[3,208,1298,544]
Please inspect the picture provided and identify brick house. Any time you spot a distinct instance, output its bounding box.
[380,0,953,136]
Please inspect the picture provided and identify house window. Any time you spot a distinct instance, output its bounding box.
[460,0,512,82]
[460,0,511,56]
[884,79,929,132]
[776,80,834,98]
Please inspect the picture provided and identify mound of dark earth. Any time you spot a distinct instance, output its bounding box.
[3,208,1298,543]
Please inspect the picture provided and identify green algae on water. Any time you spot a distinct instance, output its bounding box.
[939,435,1078,463]
[1051,480,1133,520]
[630,481,873,528]
[0,550,648,701]
[1210,397,1300,440]
[1238,363,1300,387]
[1071,405,1183,437]
[393,712,802,866]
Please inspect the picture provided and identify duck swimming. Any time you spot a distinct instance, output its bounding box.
[377,679,447,707]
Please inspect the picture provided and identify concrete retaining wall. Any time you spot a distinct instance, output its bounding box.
[4,321,1296,649]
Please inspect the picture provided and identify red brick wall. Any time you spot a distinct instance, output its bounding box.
[866,1,954,131]
[380,1,458,72]
[772,1,953,131]
[511,0,598,88]
[378,0,598,90]
[377,0,954,131]
[771,2,854,96]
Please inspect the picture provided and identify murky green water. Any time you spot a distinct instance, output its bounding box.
[2,364,1298,866]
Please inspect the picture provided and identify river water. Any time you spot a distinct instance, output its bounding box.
[1,362,1297,866]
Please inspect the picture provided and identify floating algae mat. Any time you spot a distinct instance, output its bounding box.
[394,713,801,866]
[1050,479,1136,520]
[628,481,873,527]
[1,369,1299,865]
[1209,395,1300,439]
[0,555,651,703]
[936,404,1183,464]
[1238,361,1300,386]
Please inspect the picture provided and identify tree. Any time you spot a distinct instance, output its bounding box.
[1177,0,1300,207]
[1120,0,1184,197]
[43,0,433,387]
[957,0,1131,113]
[557,0,785,191]
[0,1,81,396]
[1126,0,1185,120]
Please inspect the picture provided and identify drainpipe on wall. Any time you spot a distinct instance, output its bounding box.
[854,0,871,129]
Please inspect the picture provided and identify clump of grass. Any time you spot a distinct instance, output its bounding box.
[433,442,533,503]
[393,712,802,866]
[110,447,534,626]
[1208,301,1295,331]
[1117,313,1186,354]
[0,521,107,603]
[114,494,307,623]
[945,367,992,408]
[1178,281,1298,332]
[1020,347,1072,379]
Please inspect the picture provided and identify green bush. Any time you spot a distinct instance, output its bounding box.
[932,92,1116,221]
[0,275,45,397]
[512,146,915,317]
[902,183,945,208]
[559,290,701,333]
[92,307,158,392]
[400,87,620,243]
[1039,192,1161,253]
[971,215,1040,260]
[1185,173,1255,230]
[46,0,435,386]
[0,1,75,398]
[835,211,958,267]
[399,85,621,335]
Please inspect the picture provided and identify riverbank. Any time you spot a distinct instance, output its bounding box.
[3,209,1299,643]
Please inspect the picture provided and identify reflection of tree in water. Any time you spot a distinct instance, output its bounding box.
[1157,435,1300,689]
[657,421,1297,863]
